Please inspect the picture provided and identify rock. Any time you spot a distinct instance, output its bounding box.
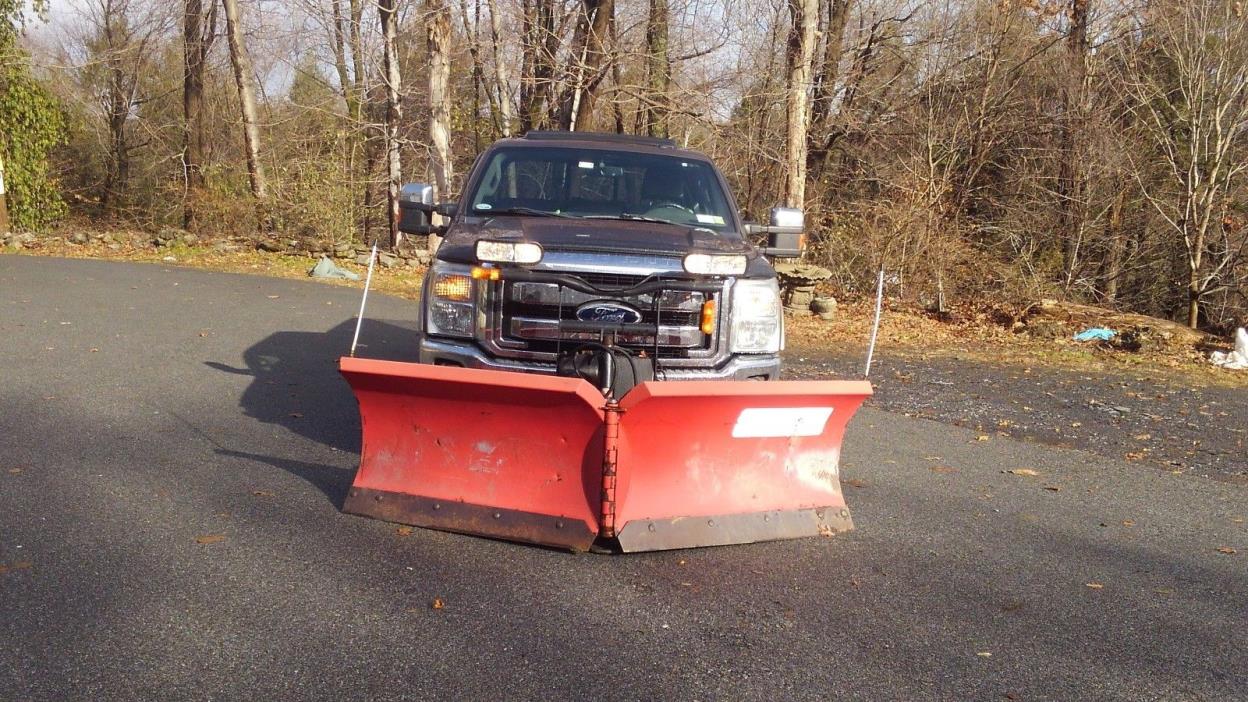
[378,252,399,268]
[162,255,177,262]
[411,250,433,266]
[68,232,89,245]
[107,243,123,251]
[333,242,354,258]
[354,254,373,266]
[256,238,283,253]
[14,233,37,249]
[213,242,241,254]
[180,233,199,247]
[101,234,115,245]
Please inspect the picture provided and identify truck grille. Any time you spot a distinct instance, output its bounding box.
[489,279,724,362]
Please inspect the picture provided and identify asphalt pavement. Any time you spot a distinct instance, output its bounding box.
[1,256,1244,701]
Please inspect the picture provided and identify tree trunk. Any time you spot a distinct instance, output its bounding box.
[519,0,556,132]
[182,0,216,229]
[1059,0,1090,287]
[639,0,670,138]
[348,0,365,122]
[222,0,268,202]
[784,0,818,210]
[330,0,354,114]
[428,0,454,199]
[557,0,615,131]
[807,0,852,173]
[378,0,403,249]
[1102,187,1125,304]
[486,0,514,137]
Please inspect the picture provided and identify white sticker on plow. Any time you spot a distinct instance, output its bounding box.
[732,407,834,438]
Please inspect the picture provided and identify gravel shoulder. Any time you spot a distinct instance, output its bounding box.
[788,342,1248,484]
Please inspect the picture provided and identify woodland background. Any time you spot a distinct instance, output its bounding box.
[1,0,1246,331]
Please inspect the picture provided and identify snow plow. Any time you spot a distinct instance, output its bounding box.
[338,254,872,552]
[340,357,870,552]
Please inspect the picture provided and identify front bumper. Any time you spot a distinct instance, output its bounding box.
[420,335,781,380]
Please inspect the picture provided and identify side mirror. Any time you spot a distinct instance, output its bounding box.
[747,206,806,258]
[398,183,436,234]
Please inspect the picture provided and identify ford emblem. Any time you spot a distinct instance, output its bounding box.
[575,301,642,324]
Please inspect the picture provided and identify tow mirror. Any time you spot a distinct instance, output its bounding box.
[746,206,806,259]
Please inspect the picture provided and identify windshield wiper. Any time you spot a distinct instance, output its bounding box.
[477,206,571,218]
[582,213,681,225]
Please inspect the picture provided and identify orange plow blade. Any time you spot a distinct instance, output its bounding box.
[611,381,873,552]
[339,358,871,552]
[339,358,606,551]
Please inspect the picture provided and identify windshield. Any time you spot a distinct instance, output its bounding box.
[466,146,736,230]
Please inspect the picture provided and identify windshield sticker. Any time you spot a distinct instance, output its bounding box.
[476,203,493,210]
[578,161,595,169]
[696,214,725,225]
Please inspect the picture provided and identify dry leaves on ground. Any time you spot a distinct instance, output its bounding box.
[1007,469,1040,477]
[195,534,226,544]
[1215,547,1237,555]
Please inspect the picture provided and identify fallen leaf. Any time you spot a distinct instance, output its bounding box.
[89,348,99,353]
[977,651,992,658]
[252,490,274,497]
[396,526,414,536]
[930,465,958,474]
[289,412,303,419]
[1215,547,1237,555]
[7,468,22,474]
[266,294,280,299]
[677,559,687,566]
[1007,469,1040,477]
[1122,519,1136,527]
[1043,485,1062,492]
[195,534,226,544]
[1154,587,1175,595]
[1133,433,1152,441]
[1232,517,1244,524]
[975,435,991,442]
[1124,452,1146,461]
[1070,422,1082,428]
[431,598,445,610]
[844,478,869,488]
[1085,582,1104,589]
[0,561,34,575]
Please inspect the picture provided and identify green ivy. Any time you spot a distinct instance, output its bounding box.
[0,47,67,231]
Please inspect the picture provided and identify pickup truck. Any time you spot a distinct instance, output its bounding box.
[396,131,805,388]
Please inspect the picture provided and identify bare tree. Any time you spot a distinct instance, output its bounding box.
[1119,0,1248,327]
[378,0,403,247]
[428,0,454,197]
[182,0,216,228]
[784,0,818,209]
[221,0,267,202]
[487,0,514,136]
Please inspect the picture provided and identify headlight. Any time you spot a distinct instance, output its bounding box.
[684,253,748,276]
[425,264,475,338]
[476,240,543,264]
[730,278,783,354]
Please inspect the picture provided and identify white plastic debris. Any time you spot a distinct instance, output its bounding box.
[1210,327,1248,370]
[309,255,361,281]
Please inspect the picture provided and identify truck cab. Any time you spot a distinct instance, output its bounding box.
[399,131,804,382]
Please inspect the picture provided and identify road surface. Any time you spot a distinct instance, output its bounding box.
[1,256,1244,701]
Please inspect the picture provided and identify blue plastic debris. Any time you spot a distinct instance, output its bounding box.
[1074,327,1116,342]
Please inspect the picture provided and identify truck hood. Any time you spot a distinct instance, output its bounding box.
[435,215,755,263]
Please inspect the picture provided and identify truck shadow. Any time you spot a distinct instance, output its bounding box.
[204,317,420,503]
